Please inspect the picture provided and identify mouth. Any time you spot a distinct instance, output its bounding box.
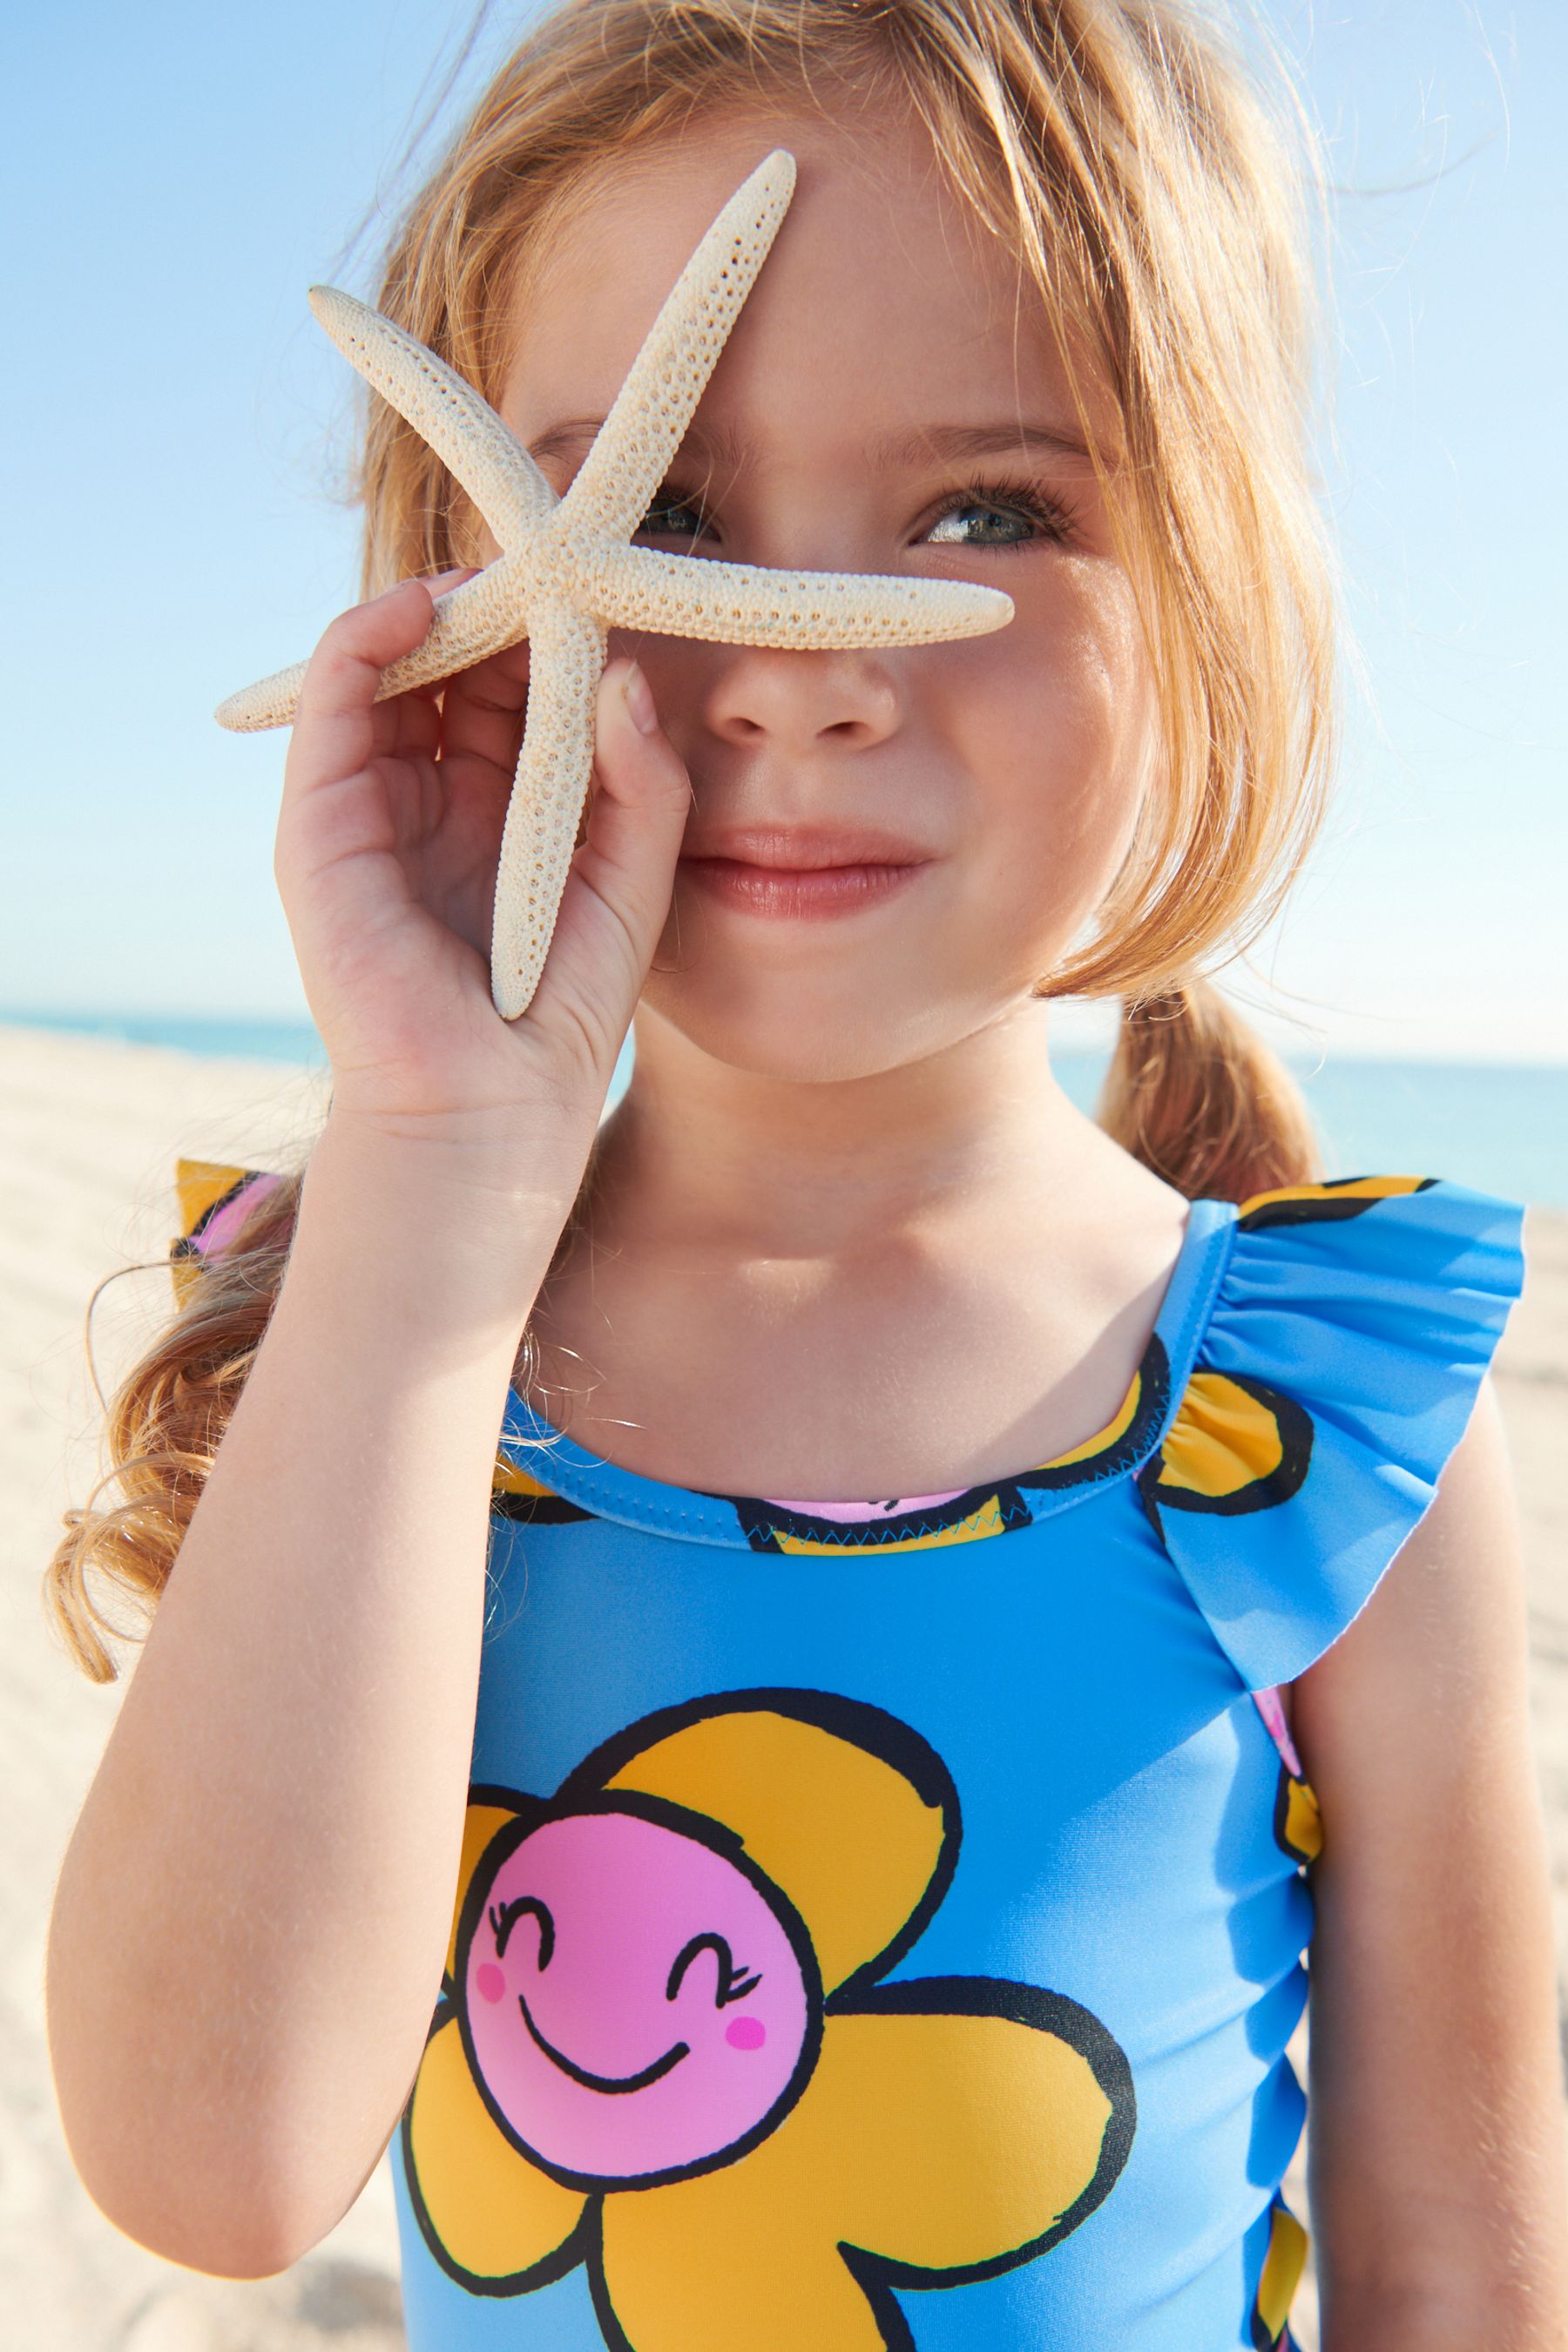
[517,1994,689,2095]
[679,860,926,919]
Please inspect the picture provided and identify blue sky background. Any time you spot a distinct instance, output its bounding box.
[3,0,1563,1060]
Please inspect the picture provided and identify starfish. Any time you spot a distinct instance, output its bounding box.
[218,151,1012,1017]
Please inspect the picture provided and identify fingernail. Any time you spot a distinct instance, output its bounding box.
[622,661,658,735]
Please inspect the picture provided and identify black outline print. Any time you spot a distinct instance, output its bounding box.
[169,1168,263,1280]
[181,1169,259,1241]
[835,1977,1137,2282]
[1139,1372,1314,1525]
[454,1786,826,2194]
[720,1338,1173,1554]
[516,1990,691,2096]
[402,1687,1135,2346]
[490,1485,595,1525]
[558,1687,963,2000]
[1016,1335,1172,1497]
[583,1977,1137,2352]
[724,1482,1034,1556]
[664,1930,760,2007]
[400,1998,600,2301]
[1237,1174,1436,1234]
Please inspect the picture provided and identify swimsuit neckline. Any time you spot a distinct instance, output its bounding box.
[496,1198,1239,1552]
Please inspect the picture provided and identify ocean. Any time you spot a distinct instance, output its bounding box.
[7,1008,1564,1209]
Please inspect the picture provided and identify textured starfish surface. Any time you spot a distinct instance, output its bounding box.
[218,151,1013,1017]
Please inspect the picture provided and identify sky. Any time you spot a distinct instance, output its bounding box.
[3,0,1564,1061]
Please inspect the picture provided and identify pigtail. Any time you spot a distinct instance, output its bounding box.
[1098,980,1318,1204]
[45,1173,303,1684]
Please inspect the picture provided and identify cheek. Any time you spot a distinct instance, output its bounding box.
[959,582,1158,936]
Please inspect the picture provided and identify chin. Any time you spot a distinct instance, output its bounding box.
[639,968,996,1087]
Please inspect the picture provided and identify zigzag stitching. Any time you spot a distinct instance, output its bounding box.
[750,1489,1036,1550]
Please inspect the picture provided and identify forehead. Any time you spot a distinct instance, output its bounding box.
[499,102,1083,464]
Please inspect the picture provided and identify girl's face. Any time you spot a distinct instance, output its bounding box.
[500,105,1157,1084]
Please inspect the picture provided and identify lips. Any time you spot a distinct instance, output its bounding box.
[679,825,931,871]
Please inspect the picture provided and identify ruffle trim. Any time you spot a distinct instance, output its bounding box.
[1139,1176,1524,1690]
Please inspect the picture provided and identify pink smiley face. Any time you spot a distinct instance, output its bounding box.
[462,1807,815,2185]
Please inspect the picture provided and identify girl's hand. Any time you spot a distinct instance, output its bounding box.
[273,576,691,1184]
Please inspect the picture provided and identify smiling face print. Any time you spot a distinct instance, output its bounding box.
[460,1801,818,2187]
[411,1695,1135,2343]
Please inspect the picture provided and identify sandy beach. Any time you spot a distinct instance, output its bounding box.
[3,1018,1564,2351]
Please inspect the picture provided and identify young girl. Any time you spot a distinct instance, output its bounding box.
[44,3,1567,2347]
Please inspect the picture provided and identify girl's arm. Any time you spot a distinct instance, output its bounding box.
[49,1123,555,2275]
[45,586,692,2276]
[1294,1379,1568,2350]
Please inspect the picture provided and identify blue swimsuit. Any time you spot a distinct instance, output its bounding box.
[175,1169,1524,2349]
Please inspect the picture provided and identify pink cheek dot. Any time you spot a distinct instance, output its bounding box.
[476,1963,507,2006]
[725,2015,766,2051]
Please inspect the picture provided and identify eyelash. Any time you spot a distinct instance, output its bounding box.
[929,475,1077,551]
[637,474,1077,551]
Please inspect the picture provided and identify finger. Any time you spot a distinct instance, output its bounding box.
[438,636,531,775]
[389,683,443,764]
[374,570,476,748]
[573,659,693,967]
[287,579,437,803]
[420,564,478,598]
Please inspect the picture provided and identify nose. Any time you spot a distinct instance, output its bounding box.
[700,645,902,755]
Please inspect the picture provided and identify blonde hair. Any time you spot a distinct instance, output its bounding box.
[50,0,1332,1678]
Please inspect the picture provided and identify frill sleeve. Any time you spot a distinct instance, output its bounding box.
[1138,1176,1525,1690]
[170,1158,285,1301]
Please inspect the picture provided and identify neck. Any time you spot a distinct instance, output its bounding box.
[588,998,1122,1262]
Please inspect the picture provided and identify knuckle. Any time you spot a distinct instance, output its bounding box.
[317,603,373,650]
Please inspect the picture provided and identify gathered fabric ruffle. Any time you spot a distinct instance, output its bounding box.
[1139,1177,1525,1690]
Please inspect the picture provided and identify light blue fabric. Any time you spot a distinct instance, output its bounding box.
[1159,1181,1524,1688]
[392,1178,1523,2352]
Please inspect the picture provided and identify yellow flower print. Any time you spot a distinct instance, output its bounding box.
[1140,1370,1313,1521]
[403,1689,1135,2349]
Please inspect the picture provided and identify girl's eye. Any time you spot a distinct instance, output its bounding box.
[638,487,708,542]
[634,476,1071,552]
[920,483,1071,551]
[923,502,1033,548]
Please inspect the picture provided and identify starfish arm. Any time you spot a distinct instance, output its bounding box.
[557,151,796,546]
[490,601,607,1020]
[308,286,555,544]
[213,656,314,734]
[214,563,534,733]
[580,546,1013,650]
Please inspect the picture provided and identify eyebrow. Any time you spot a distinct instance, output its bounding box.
[874,422,1095,468]
[527,418,618,465]
[526,416,1095,473]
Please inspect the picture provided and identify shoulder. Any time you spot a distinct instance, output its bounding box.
[1297,1374,1522,1715]
[1137,1176,1526,1691]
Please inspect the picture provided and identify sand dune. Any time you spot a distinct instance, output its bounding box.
[3,1021,1563,2350]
